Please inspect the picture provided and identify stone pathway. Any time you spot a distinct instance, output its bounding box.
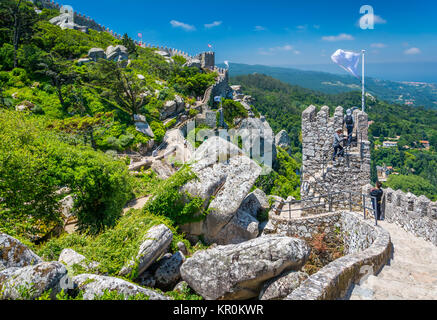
[348,220,437,300]
[123,196,151,214]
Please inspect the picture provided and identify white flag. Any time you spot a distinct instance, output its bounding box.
[331,49,361,78]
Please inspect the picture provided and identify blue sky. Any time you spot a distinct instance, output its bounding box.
[63,0,437,67]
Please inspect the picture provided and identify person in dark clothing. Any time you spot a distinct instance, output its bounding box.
[344,109,355,146]
[332,128,345,162]
[370,182,384,220]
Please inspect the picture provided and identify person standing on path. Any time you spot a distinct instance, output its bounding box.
[370,181,384,220]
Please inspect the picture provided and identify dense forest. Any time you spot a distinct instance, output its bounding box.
[232,73,437,200]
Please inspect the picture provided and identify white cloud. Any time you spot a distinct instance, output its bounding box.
[204,21,222,28]
[259,45,298,55]
[371,43,387,48]
[322,33,354,42]
[404,47,421,55]
[254,25,267,31]
[297,25,307,30]
[170,20,196,31]
[313,25,320,29]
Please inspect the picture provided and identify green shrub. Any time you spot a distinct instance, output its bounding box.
[145,165,208,225]
[221,99,249,128]
[0,110,133,238]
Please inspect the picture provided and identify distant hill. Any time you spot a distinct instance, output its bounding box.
[222,63,437,109]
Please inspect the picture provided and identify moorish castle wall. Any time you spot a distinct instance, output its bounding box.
[301,105,371,206]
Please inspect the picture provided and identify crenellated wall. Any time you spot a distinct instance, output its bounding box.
[362,185,437,246]
[301,105,371,206]
[263,211,392,300]
[209,68,231,104]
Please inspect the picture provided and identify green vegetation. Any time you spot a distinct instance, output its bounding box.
[0,110,133,239]
[233,73,437,200]
[254,147,301,199]
[145,165,208,225]
[228,62,437,109]
[221,99,248,128]
[385,175,437,201]
[38,208,190,278]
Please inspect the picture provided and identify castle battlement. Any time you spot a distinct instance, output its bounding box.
[301,105,371,205]
[362,185,437,245]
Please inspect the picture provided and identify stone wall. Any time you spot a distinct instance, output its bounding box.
[195,52,215,70]
[264,211,392,300]
[35,0,107,32]
[363,185,437,246]
[209,68,231,104]
[301,105,371,206]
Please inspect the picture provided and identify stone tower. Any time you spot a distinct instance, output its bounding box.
[196,52,215,70]
[301,105,371,206]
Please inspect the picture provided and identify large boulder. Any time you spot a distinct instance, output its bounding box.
[119,224,173,278]
[88,48,106,61]
[153,251,185,291]
[259,271,308,300]
[105,45,129,62]
[58,248,99,271]
[134,114,155,138]
[180,236,311,300]
[238,118,277,167]
[181,136,262,244]
[151,160,176,180]
[275,130,291,150]
[72,274,171,300]
[0,262,67,300]
[239,189,269,218]
[160,96,185,120]
[0,233,42,270]
[214,189,270,245]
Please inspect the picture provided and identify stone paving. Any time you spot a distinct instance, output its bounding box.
[348,220,437,300]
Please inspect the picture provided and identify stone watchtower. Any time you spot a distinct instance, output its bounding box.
[196,52,215,70]
[301,105,371,207]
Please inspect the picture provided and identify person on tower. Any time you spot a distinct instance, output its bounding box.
[332,128,346,162]
[344,108,355,146]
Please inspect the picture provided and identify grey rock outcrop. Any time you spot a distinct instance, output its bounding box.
[180,236,311,300]
[0,262,67,300]
[58,248,99,271]
[151,160,176,180]
[239,189,269,218]
[105,45,129,62]
[134,114,155,138]
[59,195,75,219]
[59,249,85,267]
[238,117,277,166]
[72,274,171,300]
[181,136,262,244]
[184,59,201,69]
[212,189,270,244]
[119,224,173,278]
[275,130,291,149]
[160,96,185,120]
[0,233,42,269]
[88,48,106,61]
[259,271,308,300]
[154,251,185,290]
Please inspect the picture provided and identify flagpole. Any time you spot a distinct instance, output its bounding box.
[362,50,365,112]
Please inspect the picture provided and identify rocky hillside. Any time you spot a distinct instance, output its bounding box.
[0,0,305,300]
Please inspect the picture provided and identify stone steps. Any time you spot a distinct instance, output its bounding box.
[348,221,437,300]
